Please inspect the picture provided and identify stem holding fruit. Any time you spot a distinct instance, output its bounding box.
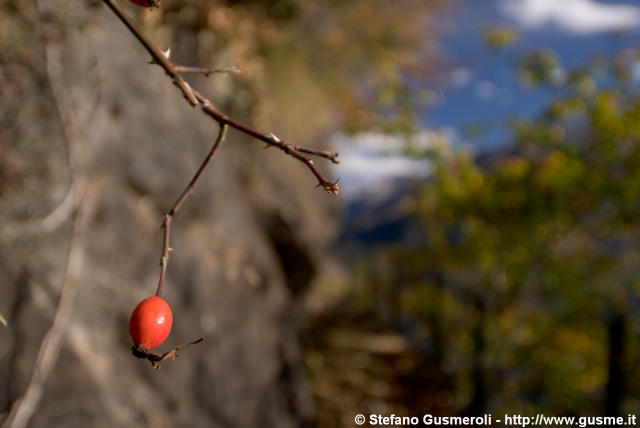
[129,124,227,369]
[155,123,228,298]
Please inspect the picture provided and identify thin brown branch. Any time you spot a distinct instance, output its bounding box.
[195,92,340,194]
[172,64,240,76]
[155,124,228,297]
[101,0,339,194]
[296,146,340,164]
[101,0,198,106]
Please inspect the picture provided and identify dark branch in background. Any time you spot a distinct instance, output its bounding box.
[101,0,340,194]
[4,195,94,428]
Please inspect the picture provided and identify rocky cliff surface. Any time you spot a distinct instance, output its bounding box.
[0,2,337,427]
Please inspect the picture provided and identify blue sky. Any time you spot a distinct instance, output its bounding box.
[427,0,640,148]
[336,0,640,197]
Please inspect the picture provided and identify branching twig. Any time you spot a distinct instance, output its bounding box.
[101,0,340,194]
[195,92,340,194]
[155,124,228,298]
[132,337,205,370]
[101,0,198,105]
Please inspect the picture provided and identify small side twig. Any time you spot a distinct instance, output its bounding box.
[101,0,339,194]
[196,93,340,194]
[296,146,340,164]
[132,337,205,370]
[172,65,240,76]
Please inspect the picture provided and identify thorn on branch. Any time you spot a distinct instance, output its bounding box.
[148,48,170,65]
[269,133,282,143]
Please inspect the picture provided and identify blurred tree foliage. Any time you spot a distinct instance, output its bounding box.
[482,25,518,50]
[140,0,448,138]
[353,47,640,418]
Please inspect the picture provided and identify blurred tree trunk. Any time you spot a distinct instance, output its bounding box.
[605,312,626,416]
[466,297,486,416]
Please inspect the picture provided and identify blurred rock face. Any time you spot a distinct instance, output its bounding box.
[0,2,336,427]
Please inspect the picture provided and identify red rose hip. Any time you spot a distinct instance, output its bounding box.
[129,296,173,350]
[128,0,159,8]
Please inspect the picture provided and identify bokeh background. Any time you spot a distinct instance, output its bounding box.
[3,0,640,427]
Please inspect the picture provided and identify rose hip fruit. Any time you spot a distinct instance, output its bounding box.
[129,296,173,351]
[128,0,159,8]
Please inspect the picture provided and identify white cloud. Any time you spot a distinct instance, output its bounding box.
[475,80,496,100]
[631,61,640,82]
[339,154,432,179]
[332,130,445,153]
[501,0,640,35]
[449,67,475,88]
[336,154,432,197]
[331,132,441,196]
